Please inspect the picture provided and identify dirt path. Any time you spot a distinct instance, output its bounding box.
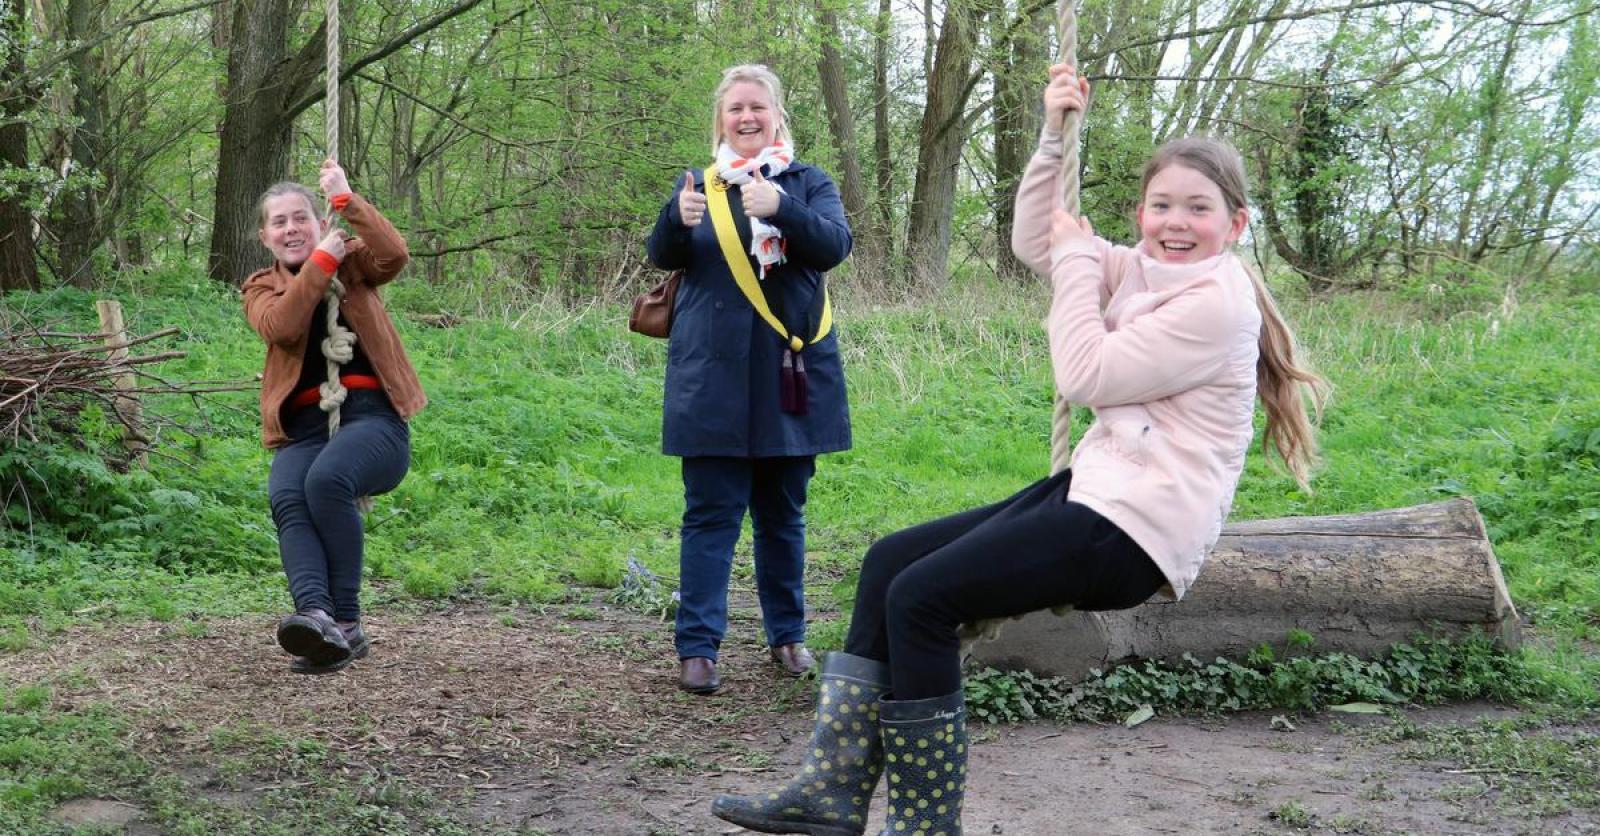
[7,599,1598,835]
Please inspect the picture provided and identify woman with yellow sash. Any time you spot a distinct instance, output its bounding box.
[646,64,853,695]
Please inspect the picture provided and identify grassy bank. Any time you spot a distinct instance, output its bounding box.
[4,269,1596,639]
[3,267,1599,833]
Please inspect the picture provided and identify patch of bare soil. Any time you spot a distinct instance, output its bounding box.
[8,599,1600,836]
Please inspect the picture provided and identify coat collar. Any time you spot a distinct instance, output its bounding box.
[1133,241,1241,291]
[693,159,812,187]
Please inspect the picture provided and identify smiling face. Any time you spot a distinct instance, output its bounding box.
[719,80,779,158]
[258,192,322,269]
[1136,163,1248,264]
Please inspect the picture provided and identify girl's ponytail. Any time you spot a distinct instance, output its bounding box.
[1248,270,1328,489]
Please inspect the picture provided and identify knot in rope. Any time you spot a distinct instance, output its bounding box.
[318,279,354,428]
[321,322,358,365]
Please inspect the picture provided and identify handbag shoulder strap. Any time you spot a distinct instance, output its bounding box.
[704,164,833,351]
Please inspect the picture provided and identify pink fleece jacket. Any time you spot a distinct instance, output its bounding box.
[1011,130,1261,600]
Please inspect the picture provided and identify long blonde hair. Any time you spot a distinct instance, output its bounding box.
[708,64,793,156]
[1140,137,1329,489]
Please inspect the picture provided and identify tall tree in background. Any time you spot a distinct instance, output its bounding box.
[871,0,895,266]
[0,0,38,291]
[1452,0,1531,264]
[57,0,109,287]
[207,0,487,285]
[1255,27,1357,293]
[1520,10,1597,278]
[906,0,987,286]
[991,0,1050,282]
[207,0,303,284]
[814,0,875,267]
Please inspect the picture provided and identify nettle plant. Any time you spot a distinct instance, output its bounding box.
[962,632,1552,724]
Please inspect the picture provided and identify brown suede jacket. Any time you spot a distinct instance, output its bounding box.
[242,194,426,448]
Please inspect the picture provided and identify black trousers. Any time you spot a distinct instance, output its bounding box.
[843,469,1166,700]
[269,390,410,622]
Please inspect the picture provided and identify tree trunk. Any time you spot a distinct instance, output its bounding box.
[905,0,984,287]
[970,499,1521,680]
[206,0,489,284]
[814,0,874,265]
[208,0,297,284]
[871,0,894,266]
[1452,0,1528,261]
[991,0,1049,283]
[58,0,109,288]
[0,0,38,292]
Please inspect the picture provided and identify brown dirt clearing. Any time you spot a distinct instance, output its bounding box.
[7,599,1599,835]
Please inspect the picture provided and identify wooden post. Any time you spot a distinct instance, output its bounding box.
[95,300,149,465]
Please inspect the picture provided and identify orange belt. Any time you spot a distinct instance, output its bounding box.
[289,374,381,409]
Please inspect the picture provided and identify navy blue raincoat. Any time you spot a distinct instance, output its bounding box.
[646,162,853,458]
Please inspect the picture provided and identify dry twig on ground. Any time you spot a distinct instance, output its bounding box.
[0,310,246,445]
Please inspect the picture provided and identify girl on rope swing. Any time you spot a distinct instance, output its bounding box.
[243,160,423,675]
[710,65,1326,836]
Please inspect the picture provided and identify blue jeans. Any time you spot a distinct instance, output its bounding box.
[676,456,816,660]
[269,390,410,622]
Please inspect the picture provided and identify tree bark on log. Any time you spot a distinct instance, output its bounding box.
[969,499,1521,680]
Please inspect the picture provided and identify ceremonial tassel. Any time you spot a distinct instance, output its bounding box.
[780,349,797,413]
[791,350,808,416]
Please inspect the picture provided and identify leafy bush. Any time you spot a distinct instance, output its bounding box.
[963,633,1565,724]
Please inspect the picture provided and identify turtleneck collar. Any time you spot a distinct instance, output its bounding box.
[1133,239,1240,291]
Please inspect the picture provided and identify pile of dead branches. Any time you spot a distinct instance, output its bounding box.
[0,312,240,446]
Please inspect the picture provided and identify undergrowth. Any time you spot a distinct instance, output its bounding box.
[963,633,1584,725]
[4,268,1600,708]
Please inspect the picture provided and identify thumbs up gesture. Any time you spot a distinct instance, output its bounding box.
[677,170,708,227]
[742,169,780,219]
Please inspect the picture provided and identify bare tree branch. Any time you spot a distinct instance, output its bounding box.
[283,0,493,121]
[4,0,224,99]
[1085,0,1595,62]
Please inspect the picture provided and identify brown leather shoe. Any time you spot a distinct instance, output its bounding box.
[679,657,721,695]
[769,643,815,677]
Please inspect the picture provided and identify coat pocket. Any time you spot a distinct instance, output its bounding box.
[1098,404,1154,466]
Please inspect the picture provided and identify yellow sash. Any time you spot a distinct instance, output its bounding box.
[704,165,833,352]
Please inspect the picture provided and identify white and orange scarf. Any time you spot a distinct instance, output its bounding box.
[715,141,793,279]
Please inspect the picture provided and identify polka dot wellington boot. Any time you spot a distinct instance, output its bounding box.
[876,690,967,836]
[711,652,890,836]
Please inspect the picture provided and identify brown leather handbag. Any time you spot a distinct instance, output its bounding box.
[628,270,682,338]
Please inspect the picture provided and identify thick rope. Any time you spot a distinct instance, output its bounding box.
[962,0,1086,652]
[325,0,340,166]
[1049,0,1082,477]
[318,0,371,514]
[318,0,349,442]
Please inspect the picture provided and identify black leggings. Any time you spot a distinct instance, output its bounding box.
[843,469,1166,700]
[269,390,410,622]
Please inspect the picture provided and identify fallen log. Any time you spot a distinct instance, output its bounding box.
[969,498,1520,680]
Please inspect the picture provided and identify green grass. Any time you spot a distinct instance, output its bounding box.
[4,264,1600,831]
[3,269,1599,646]
[0,683,146,834]
[1365,713,1600,817]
